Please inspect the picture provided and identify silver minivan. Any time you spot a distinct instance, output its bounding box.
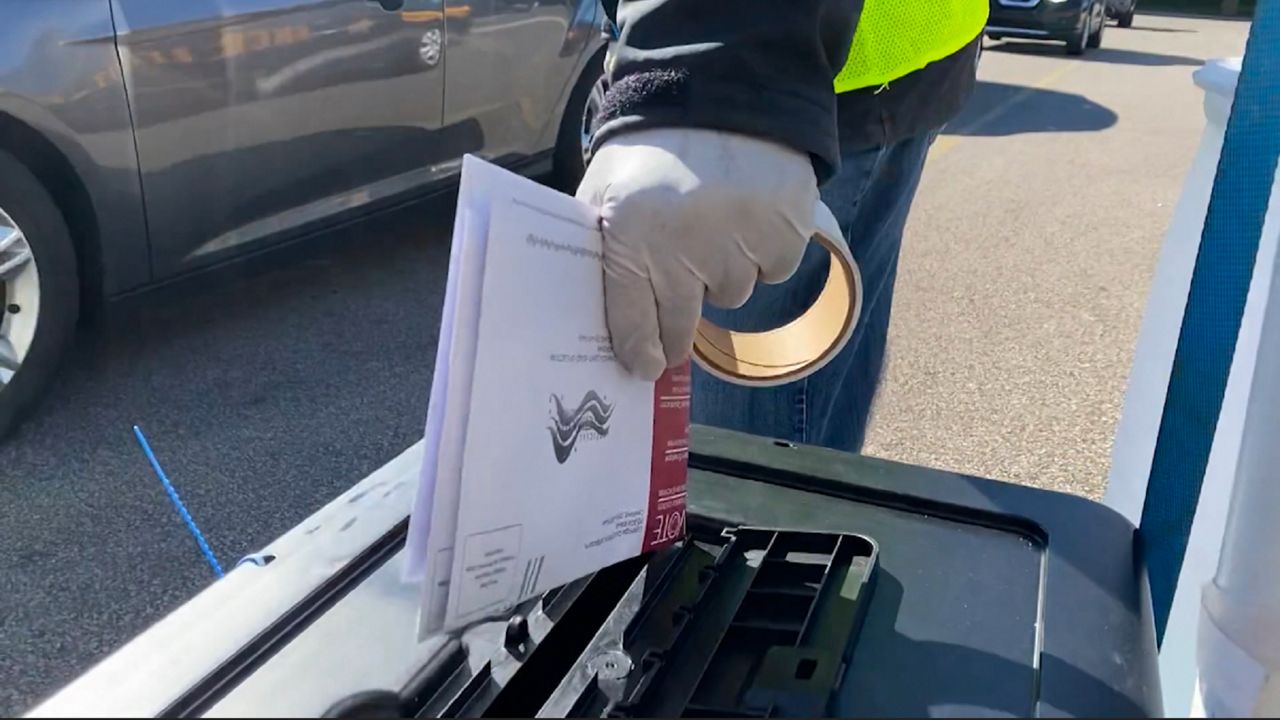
[0,0,606,437]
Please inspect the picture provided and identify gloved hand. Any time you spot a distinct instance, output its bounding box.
[576,128,819,380]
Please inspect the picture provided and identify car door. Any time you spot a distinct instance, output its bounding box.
[111,0,450,276]
[441,0,595,163]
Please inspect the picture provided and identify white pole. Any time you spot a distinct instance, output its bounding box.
[1103,58,1280,715]
[1197,175,1280,716]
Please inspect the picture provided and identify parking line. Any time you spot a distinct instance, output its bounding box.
[931,61,1077,159]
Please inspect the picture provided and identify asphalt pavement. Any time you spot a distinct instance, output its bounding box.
[0,11,1253,716]
[0,203,454,713]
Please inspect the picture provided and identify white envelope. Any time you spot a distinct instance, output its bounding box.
[405,157,690,638]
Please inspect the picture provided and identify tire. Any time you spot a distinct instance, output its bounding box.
[418,26,443,69]
[550,51,605,192]
[1118,6,1135,27]
[1065,9,1089,55]
[1088,5,1105,48]
[0,150,79,439]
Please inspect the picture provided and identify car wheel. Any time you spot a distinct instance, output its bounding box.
[1118,3,1135,27]
[1087,4,1105,47]
[1065,8,1089,55]
[551,51,604,192]
[0,150,78,439]
[419,26,443,68]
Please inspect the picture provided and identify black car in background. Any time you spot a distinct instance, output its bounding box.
[987,0,1108,55]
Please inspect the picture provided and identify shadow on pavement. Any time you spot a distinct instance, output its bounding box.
[990,40,1205,66]
[943,81,1118,137]
[1137,8,1253,22]
[1123,23,1199,33]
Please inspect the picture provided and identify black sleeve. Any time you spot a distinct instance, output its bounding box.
[594,0,862,183]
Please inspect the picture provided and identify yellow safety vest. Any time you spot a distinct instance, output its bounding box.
[834,0,989,93]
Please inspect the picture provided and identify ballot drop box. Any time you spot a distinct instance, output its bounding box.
[29,426,1162,718]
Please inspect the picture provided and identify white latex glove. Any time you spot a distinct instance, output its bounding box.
[576,128,819,380]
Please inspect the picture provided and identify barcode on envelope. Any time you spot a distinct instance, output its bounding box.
[519,555,546,598]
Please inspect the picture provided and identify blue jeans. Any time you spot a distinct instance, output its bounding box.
[692,131,936,453]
